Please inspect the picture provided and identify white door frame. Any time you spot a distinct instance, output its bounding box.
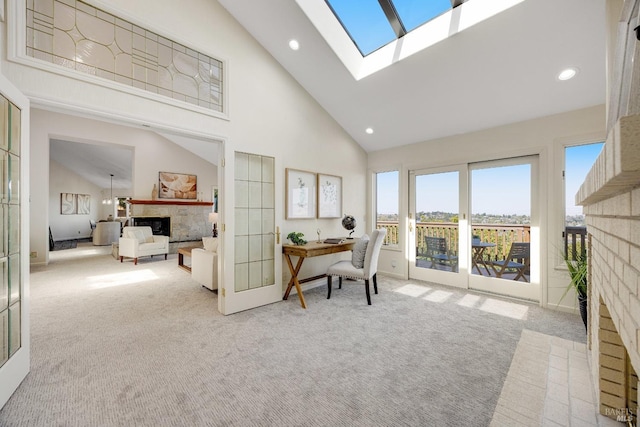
[467,155,540,302]
[0,72,31,410]
[408,164,469,289]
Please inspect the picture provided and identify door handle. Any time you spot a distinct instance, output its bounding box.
[276,226,280,244]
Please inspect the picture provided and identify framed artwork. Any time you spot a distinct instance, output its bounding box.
[60,193,76,215]
[285,168,316,219]
[159,171,197,199]
[77,194,90,215]
[212,187,219,213]
[317,173,342,218]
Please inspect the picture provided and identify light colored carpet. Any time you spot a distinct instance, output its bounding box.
[0,243,586,426]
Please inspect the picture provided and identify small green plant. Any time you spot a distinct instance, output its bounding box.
[560,250,588,301]
[287,232,307,246]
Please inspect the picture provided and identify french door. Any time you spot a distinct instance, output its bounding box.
[408,157,539,302]
[218,151,283,315]
[408,165,468,288]
[0,74,30,409]
[468,156,539,301]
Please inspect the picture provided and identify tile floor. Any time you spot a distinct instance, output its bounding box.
[491,330,624,426]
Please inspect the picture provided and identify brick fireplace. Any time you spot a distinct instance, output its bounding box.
[578,1,640,421]
[128,199,213,252]
[577,113,640,422]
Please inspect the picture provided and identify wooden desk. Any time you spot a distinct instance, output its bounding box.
[283,240,355,309]
[177,245,202,272]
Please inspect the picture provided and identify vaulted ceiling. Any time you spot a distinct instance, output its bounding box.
[218,0,606,152]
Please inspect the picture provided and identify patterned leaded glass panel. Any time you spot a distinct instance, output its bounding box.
[0,92,20,368]
[26,0,224,112]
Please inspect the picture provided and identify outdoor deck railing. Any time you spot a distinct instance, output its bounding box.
[377,221,586,262]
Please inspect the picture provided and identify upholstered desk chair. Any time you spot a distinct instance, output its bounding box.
[326,228,387,305]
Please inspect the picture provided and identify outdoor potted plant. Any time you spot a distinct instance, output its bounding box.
[561,250,588,331]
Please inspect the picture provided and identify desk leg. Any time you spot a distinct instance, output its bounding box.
[283,255,307,309]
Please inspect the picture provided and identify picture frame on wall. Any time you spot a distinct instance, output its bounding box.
[77,194,90,215]
[285,168,316,219]
[158,171,197,199]
[317,173,342,218]
[60,193,76,215]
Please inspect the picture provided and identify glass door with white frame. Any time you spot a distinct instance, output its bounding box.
[409,165,468,288]
[468,156,539,301]
[219,151,282,315]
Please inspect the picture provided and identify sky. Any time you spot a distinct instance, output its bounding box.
[326,0,451,55]
[376,142,604,216]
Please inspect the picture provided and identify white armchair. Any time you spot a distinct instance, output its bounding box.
[119,226,169,265]
[191,237,218,291]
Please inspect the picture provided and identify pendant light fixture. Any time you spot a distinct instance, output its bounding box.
[102,174,114,205]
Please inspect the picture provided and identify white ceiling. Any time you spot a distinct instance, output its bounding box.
[217,0,607,152]
[50,139,133,190]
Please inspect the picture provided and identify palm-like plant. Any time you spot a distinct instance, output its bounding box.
[562,251,588,300]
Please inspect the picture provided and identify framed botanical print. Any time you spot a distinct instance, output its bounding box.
[285,168,316,219]
[317,173,342,218]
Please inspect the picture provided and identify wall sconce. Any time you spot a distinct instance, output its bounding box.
[208,212,218,237]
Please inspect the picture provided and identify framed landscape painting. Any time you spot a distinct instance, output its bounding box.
[159,172,197,199]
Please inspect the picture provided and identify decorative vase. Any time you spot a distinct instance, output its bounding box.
[578,294,588,333]
[151,184,157,200]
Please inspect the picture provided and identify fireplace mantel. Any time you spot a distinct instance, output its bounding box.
[128,199,213,206]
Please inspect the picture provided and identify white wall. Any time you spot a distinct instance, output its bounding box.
[3,0,367,283]
[31,109,218,264]
[368,105,606,310]
[49,160,102,241]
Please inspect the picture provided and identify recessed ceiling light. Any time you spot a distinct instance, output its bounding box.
[558,67,578,81]
[289,39,300,50]
[365,128,374,134]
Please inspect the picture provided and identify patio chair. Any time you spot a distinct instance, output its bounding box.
[489,242,530,282]
[425,236,458,272]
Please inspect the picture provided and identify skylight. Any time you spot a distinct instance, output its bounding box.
[326,0,458,56]
[297,0,525,80]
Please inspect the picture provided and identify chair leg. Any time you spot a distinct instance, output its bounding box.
[120,256,123,263]
[338,277,342,289]
[373,273,378,294]
[364,279,372,305]
[164,254,167,260]
[134,257,138,265]
[327,276,332,299]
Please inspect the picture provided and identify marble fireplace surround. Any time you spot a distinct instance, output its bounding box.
[128,200,213,252]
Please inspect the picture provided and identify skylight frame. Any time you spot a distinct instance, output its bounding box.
[325,0,467,57]
[297,0,526,80]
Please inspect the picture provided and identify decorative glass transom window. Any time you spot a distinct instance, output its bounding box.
[25,0,224,112]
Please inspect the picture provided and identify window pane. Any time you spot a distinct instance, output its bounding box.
[564,142,603,260]
[326,0,396,55]
[393,0,451,32]
[565,143,604,226]
[376,171,399,245]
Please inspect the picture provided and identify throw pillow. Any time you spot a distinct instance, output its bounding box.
[145,235,155,243]
[203,237,219,252]
[133,230,147,244]
[351,234,369,269]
